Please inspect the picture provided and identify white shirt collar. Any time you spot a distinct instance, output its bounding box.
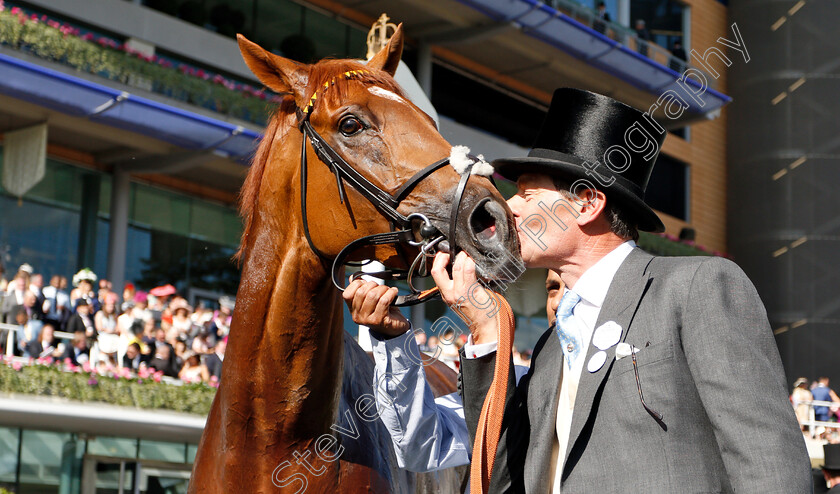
[569,240,636,309]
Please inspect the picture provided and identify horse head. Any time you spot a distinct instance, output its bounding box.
[236,25,521,287]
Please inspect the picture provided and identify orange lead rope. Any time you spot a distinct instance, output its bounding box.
[470,292,516,494]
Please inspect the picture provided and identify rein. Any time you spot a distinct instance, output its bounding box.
[295,70,475,306]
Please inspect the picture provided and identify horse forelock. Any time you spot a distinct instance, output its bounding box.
[235,60,410,263]
[302,59,407,109]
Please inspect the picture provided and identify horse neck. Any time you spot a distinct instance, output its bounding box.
[221,219,346,440]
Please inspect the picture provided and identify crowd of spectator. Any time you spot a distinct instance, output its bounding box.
[791,376,840,442]
[0,263,232,385]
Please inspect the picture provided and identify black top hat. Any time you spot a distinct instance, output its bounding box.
[492,88,666,233]
[825,444,840,470]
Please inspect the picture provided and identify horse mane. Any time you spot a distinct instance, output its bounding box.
[234,59,406,263]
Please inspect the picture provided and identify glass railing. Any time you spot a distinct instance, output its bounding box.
[548,0,713,87]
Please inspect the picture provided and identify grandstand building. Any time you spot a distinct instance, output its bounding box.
[0,0,733,490]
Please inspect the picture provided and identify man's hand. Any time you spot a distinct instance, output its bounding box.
[430,251,499,345]
[342,280,410,337]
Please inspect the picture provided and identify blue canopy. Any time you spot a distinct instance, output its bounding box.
[0,52,261,160]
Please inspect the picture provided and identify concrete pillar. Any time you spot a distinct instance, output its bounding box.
[618,0,630,28]
[77,175,100,271]
[107,168,130,301]
[416,42,433,98]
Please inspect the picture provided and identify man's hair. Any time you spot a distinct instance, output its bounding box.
[551,177,639,242]
[825,467,840,478]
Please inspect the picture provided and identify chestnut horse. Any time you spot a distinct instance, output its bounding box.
[189,26,520,493]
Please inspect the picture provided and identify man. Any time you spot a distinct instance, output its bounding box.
[148,344,178,378]
[204,336,226,380]
[812,377,840,425]
[43,274,71,331]
[345,271,564,474]
[62,331,90,366]
[348,88,811,492]
[824,444,840,493]
[122,342,149,371]
[634,19,650,57]
[593,2,610,35]
[669,40,688,72]
[66,298,95,338]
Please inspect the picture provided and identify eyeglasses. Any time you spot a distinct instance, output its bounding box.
[631,342,665,428]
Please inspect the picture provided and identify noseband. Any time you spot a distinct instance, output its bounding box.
[295,70,475,306]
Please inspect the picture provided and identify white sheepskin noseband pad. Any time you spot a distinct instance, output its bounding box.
[449,145,494,177]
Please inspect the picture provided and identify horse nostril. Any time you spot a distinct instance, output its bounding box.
[470,198,498,242]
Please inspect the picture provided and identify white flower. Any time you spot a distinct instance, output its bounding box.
[615,342,640,360]
[449,145,494,177]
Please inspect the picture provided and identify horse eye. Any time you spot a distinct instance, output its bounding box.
[338,116,364,136]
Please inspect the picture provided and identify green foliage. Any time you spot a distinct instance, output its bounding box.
[0,7,273,125]
[0,362,215,416]
[637,231,717,257]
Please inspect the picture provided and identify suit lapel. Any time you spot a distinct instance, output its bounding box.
[562,248,654,470]
[525,328,564,491]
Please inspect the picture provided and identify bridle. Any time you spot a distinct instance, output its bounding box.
[295,69,476,306]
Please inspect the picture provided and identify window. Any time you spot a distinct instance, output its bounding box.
[646,153,689,220]
[630,0,688,54]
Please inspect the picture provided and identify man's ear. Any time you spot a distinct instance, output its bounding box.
[574,187,608,226]
[237,34,309,97]
[367,23,404,76]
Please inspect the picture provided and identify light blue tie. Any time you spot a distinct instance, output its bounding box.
[555,290,582,370]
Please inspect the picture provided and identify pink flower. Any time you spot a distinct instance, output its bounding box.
[0,1,5,12]
[11,361,21,371]
[153,371,163,383]
[87,377,98,386]
[82,361,92,373]
[47,20,60,29]
[82,33,94,42]
[29,13,38,23]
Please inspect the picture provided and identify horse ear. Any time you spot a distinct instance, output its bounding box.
[237,34,309,96]
[367,23,404,76]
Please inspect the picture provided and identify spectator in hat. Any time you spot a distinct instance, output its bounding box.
[792,377,814,431]
[71,269,100,314]
[179,350,210,383]
[347,88,810,491]
[170,298,193,336]
[66,298,96,338]
[209,301,233,339]
[824,444,840,493]
[122,283,136,311]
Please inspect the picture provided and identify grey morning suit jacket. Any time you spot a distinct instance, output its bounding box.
[459,248,812,493]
